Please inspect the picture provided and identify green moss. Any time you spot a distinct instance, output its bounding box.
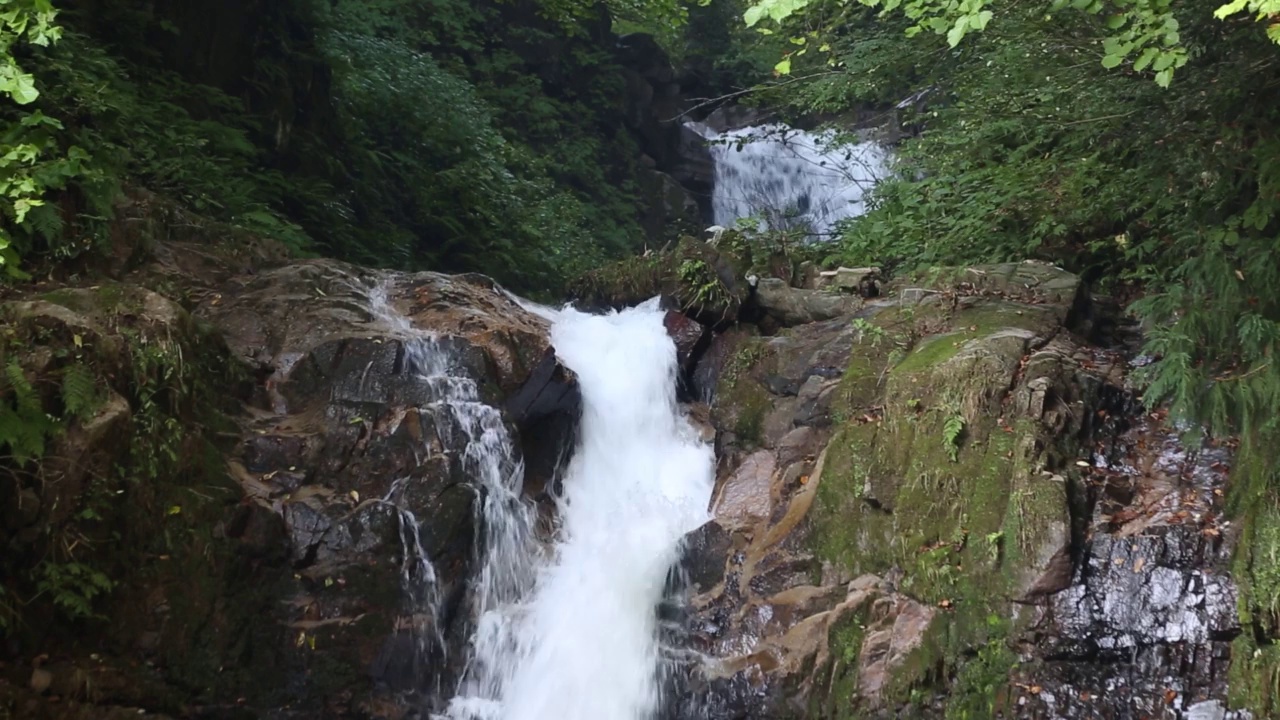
[945,637,1017,720]
[730,378,771,447]
[1226,436,1280,716]
[807,300,1072,707]
[809,607,870,720]
[892,302,1051,376]
[894,331,972,375]
[721,338,767,393]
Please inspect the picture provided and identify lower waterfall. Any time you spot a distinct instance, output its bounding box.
[444,297,716,720]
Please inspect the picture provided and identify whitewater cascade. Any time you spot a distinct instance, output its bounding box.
[689,122,890,237]
[443,298,716,720]
[364,284,543,700]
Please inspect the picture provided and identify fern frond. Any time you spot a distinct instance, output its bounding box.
[60,363,101,419]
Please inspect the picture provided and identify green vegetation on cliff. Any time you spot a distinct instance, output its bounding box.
[0,0,681,291]
[727,0,1280,446]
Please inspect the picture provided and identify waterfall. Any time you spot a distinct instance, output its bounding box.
[444,297,716,720]
[365,284,543,699]
[689,122,890,237]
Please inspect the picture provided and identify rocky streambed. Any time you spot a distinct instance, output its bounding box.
[0,210,1269,719]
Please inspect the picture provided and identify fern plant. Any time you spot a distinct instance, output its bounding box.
[1,359,56,464]
[942,409,966,463]
[60,362,100,418]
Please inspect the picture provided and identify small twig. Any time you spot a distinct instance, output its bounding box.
[664,72,844,123]
[1055,110,1141,127]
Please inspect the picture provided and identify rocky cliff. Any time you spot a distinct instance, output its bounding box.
[0,196,577,719]
[675,260,1246,719]
[0,213,1260,720]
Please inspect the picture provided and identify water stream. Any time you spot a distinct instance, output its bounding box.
[688,122,890,236]
[441,297,716,720]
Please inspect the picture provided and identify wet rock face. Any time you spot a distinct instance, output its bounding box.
[194,259,578,713]
[674,261,1248,718]
[1017,408,1243,719]
[205,260,559,403]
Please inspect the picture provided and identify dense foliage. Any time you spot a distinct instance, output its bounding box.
[0,0,667,291]
[735,0,1280,442]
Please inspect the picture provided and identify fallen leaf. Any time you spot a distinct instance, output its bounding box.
[1164,688,1177,704]
[1133,557,1146,573]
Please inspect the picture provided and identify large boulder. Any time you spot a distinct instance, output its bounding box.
[198,259,577,712]
[753,278,863,328]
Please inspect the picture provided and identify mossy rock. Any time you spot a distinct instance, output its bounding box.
[1226,437,1280,716]
[0,281,286,710]
[803,299,1088,712]
[889,261,1082,317]
[568,236,748,325]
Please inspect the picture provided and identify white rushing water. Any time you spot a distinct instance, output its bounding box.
[366,284,542,697]
[689,122,890,237]
[444,297,716,720]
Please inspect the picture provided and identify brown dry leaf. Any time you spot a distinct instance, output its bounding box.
[1164,688,1177,704]
[1133,557,1146,573]
[1113,557,1125,566]
[799,475,810,486]
[1029,685,1042,695]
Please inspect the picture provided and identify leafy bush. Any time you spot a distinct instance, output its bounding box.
[752,1,1280,437]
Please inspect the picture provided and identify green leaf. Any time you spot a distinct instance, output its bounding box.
[10,73,39,104]
[1101,54,1123,69]
[1105,14,1126,28]
[774,56,792,74]
[947,17,968,46]
[1213,0,1249,18]
[1155,68,1173,87]
[743,4,765,26]
[1134,47,1159,71]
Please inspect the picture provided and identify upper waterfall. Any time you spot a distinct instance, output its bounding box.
[689,121,890,237]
